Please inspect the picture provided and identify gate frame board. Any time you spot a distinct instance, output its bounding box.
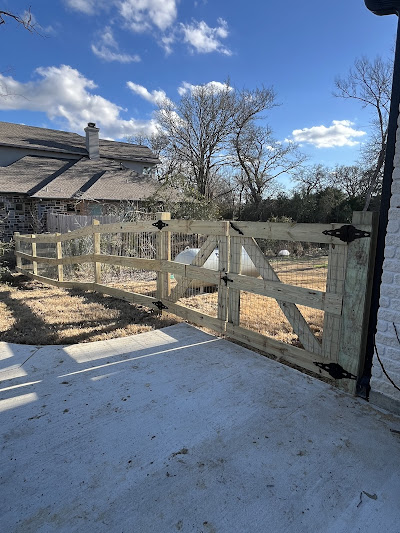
[337,211,378,393]
[14,211,378,394]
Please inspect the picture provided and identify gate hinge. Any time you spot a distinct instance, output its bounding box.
[322,224,370,243]
[152,220,169,231]
[152,300,168,311]
[221,274,233,286]
[313,362,357,380]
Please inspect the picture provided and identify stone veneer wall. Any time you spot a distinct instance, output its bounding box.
[0,195,70,241]
[0,196,145,241]
[370,119,400,415]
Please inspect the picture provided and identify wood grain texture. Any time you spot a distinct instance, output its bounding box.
[243,238,322,355]
[228,236,242,326]
[337,211,378,393]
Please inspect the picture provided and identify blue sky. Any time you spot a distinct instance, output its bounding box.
[0,0,397,187]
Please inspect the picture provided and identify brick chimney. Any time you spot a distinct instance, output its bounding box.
[84,122,100,159]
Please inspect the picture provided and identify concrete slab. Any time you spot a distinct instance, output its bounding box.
[0,323,399,533]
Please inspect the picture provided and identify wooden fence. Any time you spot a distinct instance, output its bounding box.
[46,213,120,234]
[14,211,378,393]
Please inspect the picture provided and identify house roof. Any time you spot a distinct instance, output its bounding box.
[0,155,161,201]
[0,121,160,165]
[0,156,70,194]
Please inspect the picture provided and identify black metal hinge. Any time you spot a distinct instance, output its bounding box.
[221,274,233,286]
[152,300,168,311]
[314,362,357,380]
[322,224,371,244]
[152,220,169,231]
[229,221,244,235]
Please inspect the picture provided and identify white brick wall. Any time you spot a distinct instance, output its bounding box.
[371,124,400,410]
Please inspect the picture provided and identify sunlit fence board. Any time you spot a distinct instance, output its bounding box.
[14,211,377,392]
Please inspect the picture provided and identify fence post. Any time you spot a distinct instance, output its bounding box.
[156,212,171,301]
[93,219,101,284]
[228,235,242,326]
[217,221,230,323]
[56,233,63,282]
[14,232,22,270]
[337,211,378,393]
[31,235,38,275]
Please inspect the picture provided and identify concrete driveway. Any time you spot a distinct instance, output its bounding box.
[1,323,399,532]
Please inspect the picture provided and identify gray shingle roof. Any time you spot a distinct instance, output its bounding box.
[0,155,161,201]
[80,170,160,201]
[0,121,160,164]
[0,156,70,194]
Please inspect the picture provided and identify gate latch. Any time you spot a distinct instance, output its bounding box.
[152,220,169,231]
[152,300,168,311]
[322,224,370,243]
[314,362,357,380]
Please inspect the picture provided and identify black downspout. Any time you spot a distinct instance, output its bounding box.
[359,8,400,399]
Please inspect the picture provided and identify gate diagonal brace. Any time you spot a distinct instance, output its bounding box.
[152,220,169,231]
[313,362,357,380]
[322,224,371,243]
[152,300,168,311]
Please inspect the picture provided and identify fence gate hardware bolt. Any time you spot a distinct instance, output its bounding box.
[313,362,357,380]
[152,220,169,231]
[229,222,244,235]
[322,224,371,243]
[221,274,233,286]
[152,300,168,310]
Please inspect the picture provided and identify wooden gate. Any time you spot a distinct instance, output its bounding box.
[159,212,377,393]
[14,211,377,393]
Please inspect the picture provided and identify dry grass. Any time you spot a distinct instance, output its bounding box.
[0,257,328,348]
[179,258,328,345]
[0,275,179,345]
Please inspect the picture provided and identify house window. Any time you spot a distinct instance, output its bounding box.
[15,203,24,212]
[67,203,75,212]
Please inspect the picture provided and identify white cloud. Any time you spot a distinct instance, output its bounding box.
[127,82,171,106]
[64,0,232,56]
[160,33,176,55]
[181,18,231,55]
[64,0,101,14]
[119,0,177,32]
[178,80,232,96]
[291,120,366,148]
[91,26,140,63]
[0,65,157,139]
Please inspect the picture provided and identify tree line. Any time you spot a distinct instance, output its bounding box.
[132,56,392,224]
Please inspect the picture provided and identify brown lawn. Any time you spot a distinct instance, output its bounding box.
[0,257,328,346]
[0,275,179,345]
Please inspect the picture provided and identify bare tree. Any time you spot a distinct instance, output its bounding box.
[157,82,277,200]
[291,164,329,196]
[0,8,37,32]
[233,123,305,212]
[329,165,371,199]
[334,56,392,210]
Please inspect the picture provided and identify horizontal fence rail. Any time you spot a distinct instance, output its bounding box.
[14,211,378,392]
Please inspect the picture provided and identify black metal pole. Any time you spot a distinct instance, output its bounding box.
[360,11,400,398]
